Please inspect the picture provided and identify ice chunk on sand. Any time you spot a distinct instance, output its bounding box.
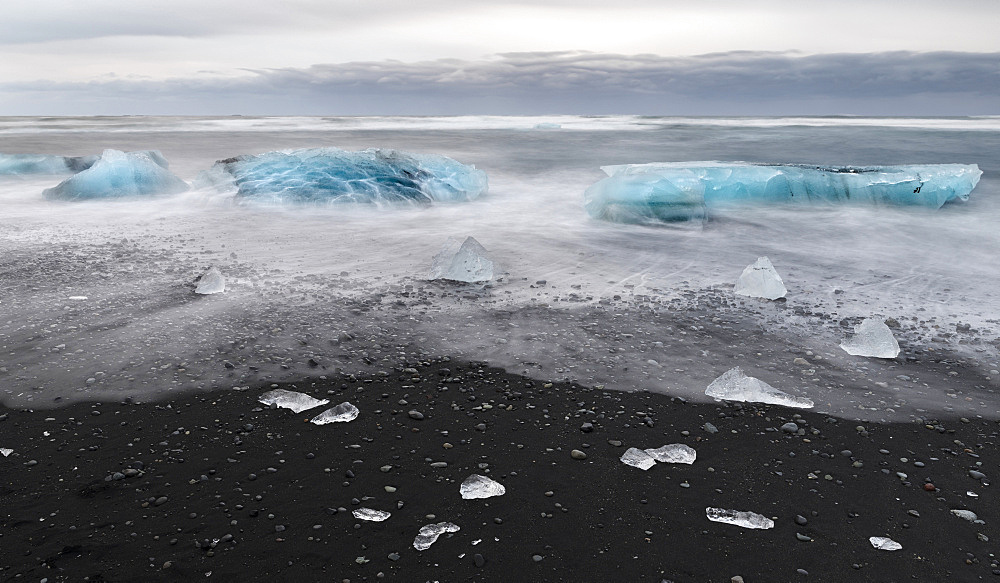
[204,147,488,205]
[706,367,813,409]
[43,149,188,200]
[413,522,461,551]
[620,447,657,470]
[951,509,980,522]
[195,266,226,295]
[0,152,98,175]
[310,402,359,424]
[870,536,902,551]
[734,256,787,300]
[1,448,12,457]
[429,236,499,283]
[460,474,506,499]
[644,444,697,464]
[258,389,329,413]
[585,161,982,223]
[706,507,774,529]
[840,318,900,358]
[352,508,391,522]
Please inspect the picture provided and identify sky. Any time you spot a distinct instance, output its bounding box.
[2,0,998,115]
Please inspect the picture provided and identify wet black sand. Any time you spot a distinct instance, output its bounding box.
[2,357,998,582]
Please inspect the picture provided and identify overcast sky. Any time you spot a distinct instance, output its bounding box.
[2,0,998,115]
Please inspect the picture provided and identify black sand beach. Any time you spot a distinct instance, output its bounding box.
[2,357,998,582]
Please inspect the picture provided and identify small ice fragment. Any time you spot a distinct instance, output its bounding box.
[471,539,482,546]
[1,448,12,457]
[310,402,359,424]
[533,123,562,130]
[258,389,329,413]
[429,236,499,283]
[620,447,656,470]
[706,507,774,529]
[195,266,226,295]
[952,509,979,522]
[734,256,787,300]
[968,491,979,498]
[706,367,813,409]
[644,444,696,464]
[460,474,505,499]
[869,536,902,551]
[67,296,88,301]
[413,522,461,551]
[840,318,900,358]
[352,508,391,522]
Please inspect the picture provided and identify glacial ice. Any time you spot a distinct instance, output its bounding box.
[352,508,391,522]
[869,537,902,551]
[429,237,499,283]
[43,149,188,200]
[584,161,982,223]
[0,153,98,175]
[460,474,506,499]
[413,522,461,551]
[644,444,697,465]
[705,507,774,530]
[706,367,814,409]
[734,256,787,300]
[620,448,657,470]
[195,266,226,295]
[0,448,12,457]
[206,147,488,205]
[840,318,900,358]
[258,389,330,413]
[310,402,360,424]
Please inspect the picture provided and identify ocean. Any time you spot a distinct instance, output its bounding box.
[1,115,998,421]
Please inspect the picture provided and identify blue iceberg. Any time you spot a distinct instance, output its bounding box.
[43,150,188,200]
[584,162,983,223]
[205,148,488,205]
[0,153,98,175]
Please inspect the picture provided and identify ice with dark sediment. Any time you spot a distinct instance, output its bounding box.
[352,508,391,522]
[734,256,787,300]
[706,367,814,408]
[840,318,900,358]
[194,266,226,295]
[620,448,657,470]
[584,161,982,223]
[460,474,506,499]
[258,389,330,413]
[43,149,188,200]
[413,522,461,551]
[429,236,499,283]
[644,444,697,464]
[706,507,774,529]
[202,147,488,205]
[870,537,902,551]
[310,402,360,424]
[0,152,98,175]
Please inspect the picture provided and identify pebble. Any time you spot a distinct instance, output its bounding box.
[781,422,799,434]
[408,410,425,420]
[474,553,486,567]
[795,515,808,525]
[532,554,544,562]
[703,423,718,434]
[580,422,594,433]
[570,450,587,460]
[970,470,986,480]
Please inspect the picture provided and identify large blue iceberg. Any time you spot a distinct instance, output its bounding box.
[0,153,98,175]
[204,148,488,205]
[43,149,188,200]
[584,162,983,223]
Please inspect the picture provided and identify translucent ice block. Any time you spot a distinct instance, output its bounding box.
[310,402,360,424]
[460,474,506,499]
[0,153,98,175]
[429,236,499,283]
[620,447,656,470]
[258,389,330,413]
[352,508,391,522]
[706,507,774,529]
[869,537,902,551]
[644,444,697,464]
[413,522,461,551]
[840,318,900,358]
[0,448,12,457]
[734,256,787,300]
[43,149,188,200]
[195,266,226,295]
[706,367,813,409]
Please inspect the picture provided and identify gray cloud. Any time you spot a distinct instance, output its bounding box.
[3,51,998,115]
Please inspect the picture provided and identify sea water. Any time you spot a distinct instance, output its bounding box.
[0,115,998,421]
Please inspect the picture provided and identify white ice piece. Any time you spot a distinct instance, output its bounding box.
[258,389,329,413]
[310,402,359,424]
[706,367,813,409]
[0,448,12,457]
[620,447,657,470]
[840,318,900,358]
[352,508,391,522]
[195,266,226,294]
[460,474,506,499]
[413,522,461,551]
[429,236,499,283]
[644,444,697,465]
[869,537,902,551]
[734,256,787,300]
[951,509,980,522]
[705,507,774,529]
[67,296,88,301]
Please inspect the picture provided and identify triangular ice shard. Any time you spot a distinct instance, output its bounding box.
[869,537,902,551]
[706,507,774,529]
[429,237,498,283]
[840,318,900,358]
[258,389,330,413]
[734,256,787,300]
[644,444,697,464]
[460,474,506,499]
[620,447,657,470]
[706,367,813,409]
[310,402,359,424]
[0,448,12,457]
[195,266,226,294]
[413,522,461,551]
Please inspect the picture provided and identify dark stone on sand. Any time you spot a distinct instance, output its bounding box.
[474,553,486,567]
[408,410,425,420]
